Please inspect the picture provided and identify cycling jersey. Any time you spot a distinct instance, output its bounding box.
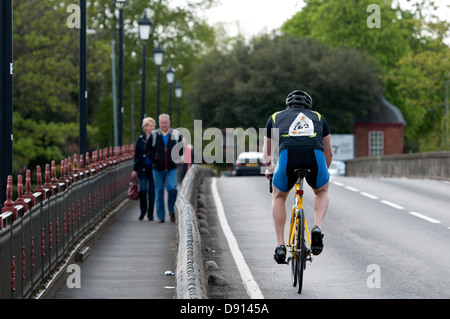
[264,108,330,191]
[264,108,330,152]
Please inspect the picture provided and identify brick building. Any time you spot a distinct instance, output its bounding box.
[353,97,406,157]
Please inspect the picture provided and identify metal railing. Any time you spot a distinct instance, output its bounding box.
[0,145,133,299]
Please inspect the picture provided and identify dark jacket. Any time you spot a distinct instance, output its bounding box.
[145,128,183,171]
[133,134,152,172]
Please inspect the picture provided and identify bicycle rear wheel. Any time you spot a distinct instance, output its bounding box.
[296,209,306,294]
[291,251,298,287]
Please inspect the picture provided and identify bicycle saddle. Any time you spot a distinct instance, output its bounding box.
[294,168,311,178]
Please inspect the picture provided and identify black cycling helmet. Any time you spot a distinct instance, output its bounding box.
[285,90,313,109]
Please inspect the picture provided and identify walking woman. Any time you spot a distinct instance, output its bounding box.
[132,117,156,220]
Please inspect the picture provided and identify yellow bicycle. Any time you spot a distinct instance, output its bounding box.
[270,168,313,294]
[288,168,313,293]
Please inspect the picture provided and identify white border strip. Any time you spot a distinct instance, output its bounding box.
[211,177,264,299]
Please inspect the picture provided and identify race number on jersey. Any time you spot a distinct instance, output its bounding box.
[288,112,314,137]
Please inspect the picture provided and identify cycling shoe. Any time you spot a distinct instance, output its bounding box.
[274,245,287,264]
[311,226,324,255]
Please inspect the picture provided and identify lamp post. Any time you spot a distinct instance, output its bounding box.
[79,0,87,156]
[175,82,183,128]
[165,64,175,119]
[130,80,141,143]
[446,73,449,147]
[138,11,151,126]
[114,0,127,146]
[153,44,164,121]
[0,0,13,207]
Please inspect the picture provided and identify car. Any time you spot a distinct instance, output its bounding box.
[329,160,346,176]
[232,152,266,176]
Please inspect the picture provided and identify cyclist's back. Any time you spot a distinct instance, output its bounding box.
[267,108,327,152]
[265,95,331,192]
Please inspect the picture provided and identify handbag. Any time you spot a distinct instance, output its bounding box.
[128,176,140,200]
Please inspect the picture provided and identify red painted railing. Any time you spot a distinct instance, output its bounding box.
[0,145,133,299]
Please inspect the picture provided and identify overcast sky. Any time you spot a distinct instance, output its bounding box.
[202,0,450,39]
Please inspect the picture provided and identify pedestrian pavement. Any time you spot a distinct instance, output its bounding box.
[54,199,177,299]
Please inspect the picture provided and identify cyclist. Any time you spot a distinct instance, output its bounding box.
[263,90,333,264]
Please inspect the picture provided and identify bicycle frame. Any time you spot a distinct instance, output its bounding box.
[288,176,312,253]
[269,169,313,293]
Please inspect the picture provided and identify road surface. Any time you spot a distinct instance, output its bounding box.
[208,175,450,299]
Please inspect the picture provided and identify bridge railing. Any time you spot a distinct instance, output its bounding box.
[345,151,450,180]
[0,145,133,299]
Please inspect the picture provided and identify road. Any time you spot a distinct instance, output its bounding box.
[210,175,450,299]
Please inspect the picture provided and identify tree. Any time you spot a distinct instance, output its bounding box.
[281,0,412,70]
[11,0,217,171]
[13,1,106,171]
[85,0,216,146]
[191,35,383,133]
[384,49,450,152]
[281,0,450,152]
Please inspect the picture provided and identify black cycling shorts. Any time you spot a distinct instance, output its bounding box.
[273,148,329,192]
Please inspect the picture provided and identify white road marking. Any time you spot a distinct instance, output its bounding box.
[380,200,404,210]
[360,192,379,200]
[408,212,441,224]
[211,177,264,299]
[334,178,446,229]
[332,181,345,187]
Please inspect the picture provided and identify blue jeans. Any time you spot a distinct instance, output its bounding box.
[138,168,155,217]
[153,168,177,221]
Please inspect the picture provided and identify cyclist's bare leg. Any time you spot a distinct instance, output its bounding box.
[272,185,289,247]
[312,182,329,229]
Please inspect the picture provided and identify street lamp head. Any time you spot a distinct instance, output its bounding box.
[166,64,176,84]
[153,44,164,66]
[114,0,127,6]
[175,82,183,99]
[138,12,152,41]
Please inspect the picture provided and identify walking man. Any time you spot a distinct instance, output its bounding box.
[145,114,183,223]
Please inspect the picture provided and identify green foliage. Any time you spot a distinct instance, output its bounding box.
[384,49,450,151]
[281,0,411,70]
[12,0,216,171]
[191,35,382,133]
[281,0,450,152]
[13,0,109,170]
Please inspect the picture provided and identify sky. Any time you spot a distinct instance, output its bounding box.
[202,0,450,39]
[203,0,302,38]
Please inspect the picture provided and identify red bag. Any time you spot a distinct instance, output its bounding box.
[128,176,139,200]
